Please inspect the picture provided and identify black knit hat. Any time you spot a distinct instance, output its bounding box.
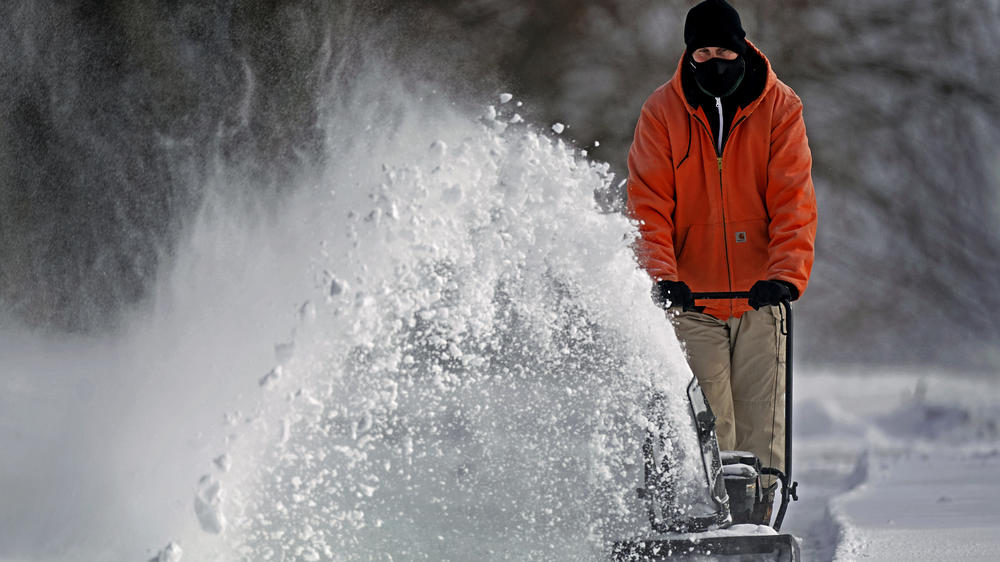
[684,0,747,55]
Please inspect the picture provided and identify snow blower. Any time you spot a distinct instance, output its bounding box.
[613,294,800,561]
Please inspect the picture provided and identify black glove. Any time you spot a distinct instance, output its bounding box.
[654,280,699,312]
[747,280,795,310]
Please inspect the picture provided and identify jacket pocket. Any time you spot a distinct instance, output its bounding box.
[729,218,769,291]
[676,223,727,291]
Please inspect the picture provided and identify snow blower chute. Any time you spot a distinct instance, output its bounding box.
[613,294,800,561]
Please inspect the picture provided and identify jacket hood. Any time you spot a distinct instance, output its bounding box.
[670,39,776,117]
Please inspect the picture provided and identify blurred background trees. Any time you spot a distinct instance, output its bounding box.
[2,0,998,368]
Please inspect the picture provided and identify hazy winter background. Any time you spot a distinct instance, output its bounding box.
[3,0,999,368]
[1,1,999,560]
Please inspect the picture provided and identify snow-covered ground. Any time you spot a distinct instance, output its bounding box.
[786,369,1000,561]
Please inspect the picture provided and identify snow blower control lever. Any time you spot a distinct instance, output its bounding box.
[691,291,799,530]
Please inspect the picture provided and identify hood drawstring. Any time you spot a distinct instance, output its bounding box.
[676,112,693,169]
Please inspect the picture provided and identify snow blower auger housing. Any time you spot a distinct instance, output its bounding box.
[613,295,800,561]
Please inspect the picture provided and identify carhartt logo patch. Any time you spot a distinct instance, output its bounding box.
[735,231,747,243]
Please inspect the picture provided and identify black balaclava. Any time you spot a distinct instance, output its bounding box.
[691,57,745,98]
[684,0,747,98]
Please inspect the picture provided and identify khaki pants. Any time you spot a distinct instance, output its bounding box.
[672,306,786,484]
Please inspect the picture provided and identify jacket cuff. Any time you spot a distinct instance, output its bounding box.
[773,280,799,300]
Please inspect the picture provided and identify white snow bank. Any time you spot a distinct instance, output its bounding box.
[791,369,1000,561]
[835,452,1000,561]
[152,541,183,562]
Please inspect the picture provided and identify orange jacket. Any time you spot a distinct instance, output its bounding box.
[627,42,817,320]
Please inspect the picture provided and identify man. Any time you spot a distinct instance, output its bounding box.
[627,0,817,522]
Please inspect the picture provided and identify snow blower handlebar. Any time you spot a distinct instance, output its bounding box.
[690,292,798,531]
[689,291,752,300]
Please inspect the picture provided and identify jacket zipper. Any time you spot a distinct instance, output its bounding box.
[716,97,734,308]
[693,106,750,313]
[719,114,749,312]
[715,97,724,154]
